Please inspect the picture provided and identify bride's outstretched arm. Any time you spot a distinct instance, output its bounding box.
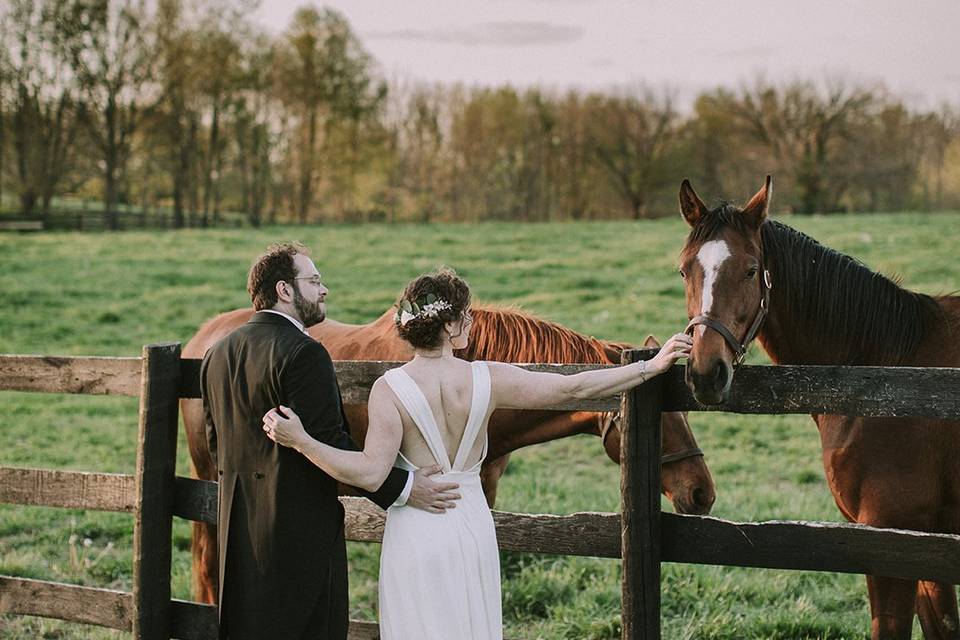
[488,332,692,410]
[263,378,402,492]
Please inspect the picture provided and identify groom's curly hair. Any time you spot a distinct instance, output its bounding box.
[247,242,308,310]
[396,267,471,349]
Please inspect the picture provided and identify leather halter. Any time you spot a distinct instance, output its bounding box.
[685,263,772,366]
[599,410,704,465]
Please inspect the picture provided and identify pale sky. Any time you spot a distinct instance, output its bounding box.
[253,0,960,108]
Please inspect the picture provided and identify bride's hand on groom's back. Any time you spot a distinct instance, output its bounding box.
[263,405,309,450]
[407,465,461,514]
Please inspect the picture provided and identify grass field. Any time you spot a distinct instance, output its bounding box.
[1,211,959,639]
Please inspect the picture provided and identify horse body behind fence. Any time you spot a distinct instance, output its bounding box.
[181,303,716,604]
[678,176,960,640]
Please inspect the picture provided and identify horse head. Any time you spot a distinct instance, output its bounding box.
[599,336,716,515]
[678,176,772,405]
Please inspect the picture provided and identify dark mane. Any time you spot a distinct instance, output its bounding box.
[760,220,941,364]
[457,305,630,364]
[686,203,751,244]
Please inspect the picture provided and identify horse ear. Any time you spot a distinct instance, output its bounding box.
[679,179,709,227]
[742,175,772,228]
[643,335,661,348]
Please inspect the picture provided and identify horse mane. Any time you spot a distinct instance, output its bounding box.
[760,219,942,365]
[456,305,631,364]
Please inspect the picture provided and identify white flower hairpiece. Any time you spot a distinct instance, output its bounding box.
[395,294,453,327]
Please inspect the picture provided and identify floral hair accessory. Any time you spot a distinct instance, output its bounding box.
[395,293,453,327]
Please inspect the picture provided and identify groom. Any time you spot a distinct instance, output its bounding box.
[201,242,461,640]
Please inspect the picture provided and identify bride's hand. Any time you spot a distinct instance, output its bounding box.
[263,405,309,449]
[646,333,693,377]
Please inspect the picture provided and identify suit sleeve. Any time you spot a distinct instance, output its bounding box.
[199,353,218,467]
[282,340,409,509]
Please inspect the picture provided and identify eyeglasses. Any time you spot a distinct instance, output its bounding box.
[293,275,324,287]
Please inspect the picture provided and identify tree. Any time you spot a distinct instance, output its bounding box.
[231,32,277,227]
[586,88,683,219]
[1,0,83,220]
[274,7,384,223]
[60,0,155,229]
[720,79,874,213]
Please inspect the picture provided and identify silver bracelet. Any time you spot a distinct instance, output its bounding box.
[638,361,648,385]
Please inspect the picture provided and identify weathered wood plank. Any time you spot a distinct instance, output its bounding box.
[173,476,218,524]
[0,467,136,512]
[660,364,960,417]
[620,349,662,640]
[7,353,960,417]
[195,494,960,583]
[0,355,141,396]
[341,496,623,556]
[169,599,218,640]
[179,357,202,399]
[661,513,960,584]
[0,576,133,630]
[132,343,182,639]
[177,357,621,408]
[348,619,382,640]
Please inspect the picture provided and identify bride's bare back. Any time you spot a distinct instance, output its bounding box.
[382,356,491,470]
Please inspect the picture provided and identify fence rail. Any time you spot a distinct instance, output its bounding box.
[3,350,960,639]
[0,209,248,232]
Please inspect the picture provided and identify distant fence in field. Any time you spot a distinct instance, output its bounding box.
[2,347,960,639]
[0,208,247,232]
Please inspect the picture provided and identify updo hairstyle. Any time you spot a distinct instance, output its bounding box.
[395,268,471,349]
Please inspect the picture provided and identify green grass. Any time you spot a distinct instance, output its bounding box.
[1,211,959,638]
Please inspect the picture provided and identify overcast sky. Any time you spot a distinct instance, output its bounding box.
[253,0,960,108]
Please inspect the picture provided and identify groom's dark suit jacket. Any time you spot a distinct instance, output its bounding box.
[200,311,409,639]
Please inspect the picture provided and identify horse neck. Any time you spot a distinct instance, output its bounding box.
[313,310,414,361]
[462,306,623,365]
[757,221,943,367]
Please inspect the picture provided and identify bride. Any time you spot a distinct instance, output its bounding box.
[262,268,692,639]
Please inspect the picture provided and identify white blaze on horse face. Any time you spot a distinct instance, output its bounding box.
[695,240,732,336]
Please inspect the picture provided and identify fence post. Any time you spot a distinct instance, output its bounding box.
[132,343,182,639]
[620,349,663,640]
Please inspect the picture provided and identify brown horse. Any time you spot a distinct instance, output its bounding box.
[677,176,960,640]
[181,304,716,604]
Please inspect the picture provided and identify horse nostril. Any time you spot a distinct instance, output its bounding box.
[693,488,705,506]
[692,487,715,510]
[714,361,728,388]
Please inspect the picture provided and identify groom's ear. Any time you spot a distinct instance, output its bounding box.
[275,279,293,303]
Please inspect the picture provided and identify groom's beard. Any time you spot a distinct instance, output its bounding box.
[293,287,325,326]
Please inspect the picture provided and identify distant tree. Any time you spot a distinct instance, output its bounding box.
[60,0,155,229]
[274,7,383,223]
[232,33,277,227]
[719,80,874,213]
[1,0,83,220]
[586,88,683,219]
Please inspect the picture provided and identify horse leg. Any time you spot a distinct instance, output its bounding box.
[192,521,219,604]
[867,575,918,640]
[916,582,960,639]
[479,454,511,508]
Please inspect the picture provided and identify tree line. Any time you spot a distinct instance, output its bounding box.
[2,0,959,228]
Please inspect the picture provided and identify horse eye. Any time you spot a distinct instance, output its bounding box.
[746,267,758,279]
[678,269,687,280]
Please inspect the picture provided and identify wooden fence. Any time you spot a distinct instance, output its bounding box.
[2,346,960,639]
[0,209,247,232]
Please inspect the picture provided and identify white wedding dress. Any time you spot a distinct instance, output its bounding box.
[378,360,502,640]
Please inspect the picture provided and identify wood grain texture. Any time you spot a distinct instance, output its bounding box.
[0,354,141,396]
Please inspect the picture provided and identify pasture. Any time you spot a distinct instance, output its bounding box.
[1,211,958,639]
